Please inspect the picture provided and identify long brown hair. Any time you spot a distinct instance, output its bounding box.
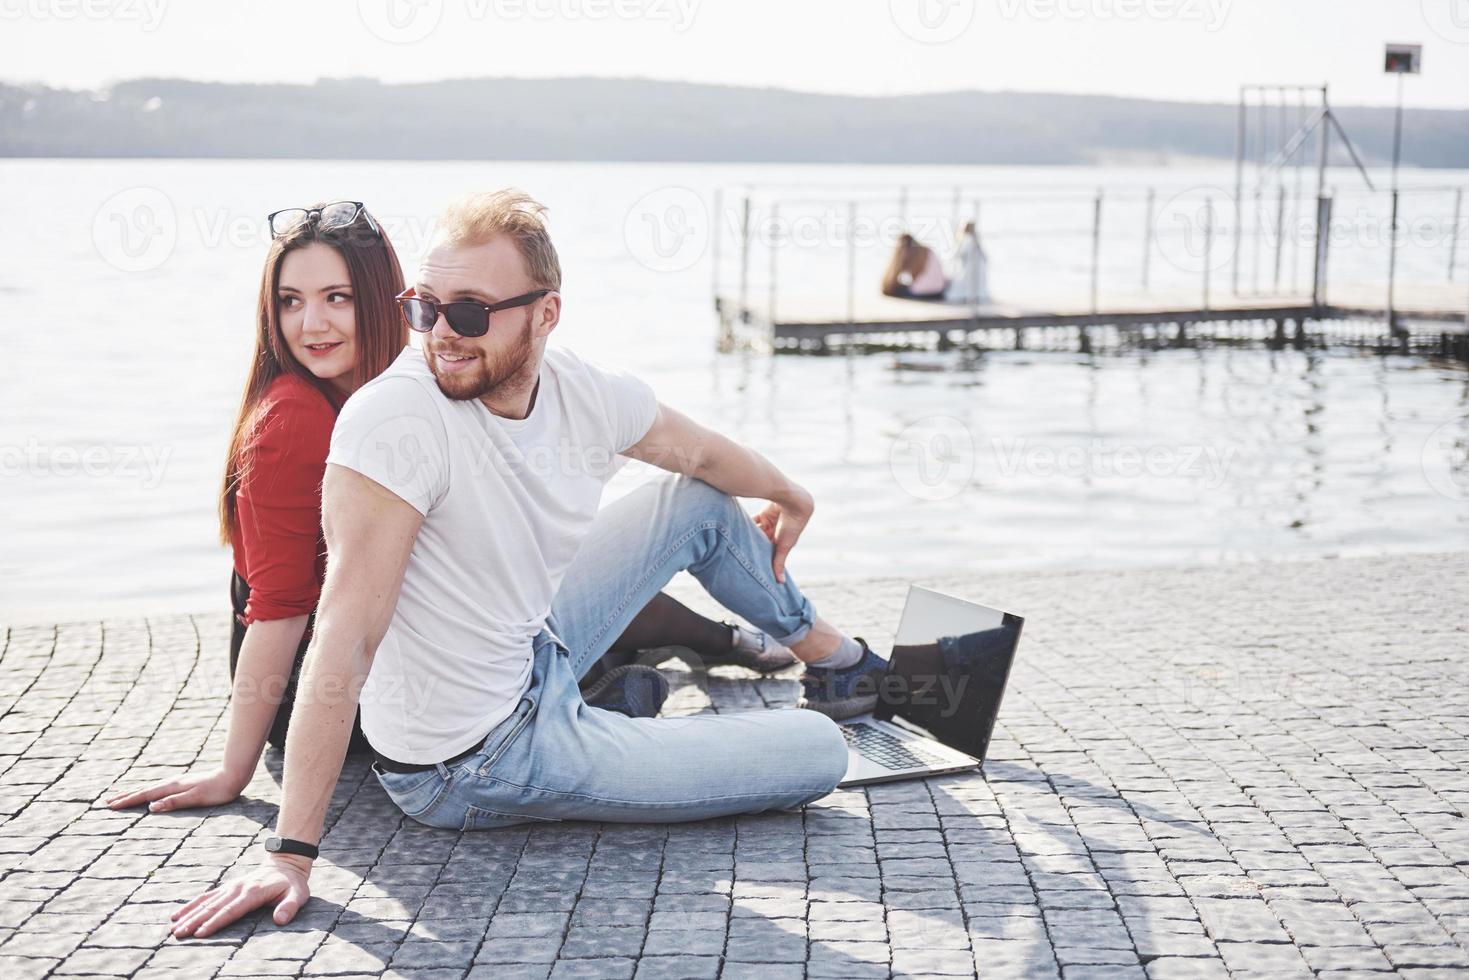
[881,233,931,296]
[218,207,406,546]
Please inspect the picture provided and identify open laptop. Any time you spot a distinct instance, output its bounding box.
[837,585,1024,787]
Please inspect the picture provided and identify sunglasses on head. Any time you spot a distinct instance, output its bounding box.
[267,201,380,239]
[396,286,553,338]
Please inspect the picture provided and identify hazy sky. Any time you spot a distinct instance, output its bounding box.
[4,0,1469,108]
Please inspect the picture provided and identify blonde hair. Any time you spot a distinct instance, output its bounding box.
[437,188,562,291]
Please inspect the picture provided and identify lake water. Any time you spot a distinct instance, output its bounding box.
[1,159,1466,622]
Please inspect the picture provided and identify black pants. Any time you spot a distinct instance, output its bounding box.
[229,572,372,755]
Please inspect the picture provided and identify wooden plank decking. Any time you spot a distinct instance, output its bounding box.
[717,281,1469,355]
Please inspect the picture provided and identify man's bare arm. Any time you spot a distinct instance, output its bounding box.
[169,464,423,938]
[622,402,813,583]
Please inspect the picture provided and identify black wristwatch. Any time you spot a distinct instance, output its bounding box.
[264,836,319,860]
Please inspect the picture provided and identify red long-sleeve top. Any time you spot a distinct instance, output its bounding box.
[231,373,346,625]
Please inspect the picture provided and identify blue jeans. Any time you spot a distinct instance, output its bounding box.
[372,473,850,830]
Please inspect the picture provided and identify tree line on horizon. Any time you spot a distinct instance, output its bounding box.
[1,76,1466,167]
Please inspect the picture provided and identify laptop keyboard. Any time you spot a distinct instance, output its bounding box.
[841,722,954,772]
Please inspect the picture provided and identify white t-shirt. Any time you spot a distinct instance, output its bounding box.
[325,343,659,762]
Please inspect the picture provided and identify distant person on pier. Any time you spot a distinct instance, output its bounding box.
[881,233,947,301]
[944,220,991,305]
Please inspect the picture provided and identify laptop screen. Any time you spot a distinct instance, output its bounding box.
[872,586,1024,762]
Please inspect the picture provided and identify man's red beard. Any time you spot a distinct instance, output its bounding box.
[424,315,536,402]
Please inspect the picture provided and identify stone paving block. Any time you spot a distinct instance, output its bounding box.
[1143,957,1230,980]
[1216,939,1314,975]
[549,957,636,979]
[8,554,1469,978]
[559,925,645,959]
[631,954,720,979]
[639,928,725,957]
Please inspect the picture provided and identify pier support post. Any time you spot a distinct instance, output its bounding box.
[1450,187,1462,281]
[1078,325,1093,354]
[1311,195,1332,308]
[1272,318,1287,350]
[1090,190,1103,314]
[846,201,857,334]
[767,203,779,327]
[1292,317,1307,350]
[738,194,751,324]
[1272,185,1286,293]
[1202,197,1214,310]
[711,186,723,307]
[1141,187,1154,290]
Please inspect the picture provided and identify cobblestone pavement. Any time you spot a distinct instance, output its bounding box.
[2,550,1468,979]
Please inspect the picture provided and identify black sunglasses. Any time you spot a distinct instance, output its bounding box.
[267,201,380,239]
[396,287,553,338]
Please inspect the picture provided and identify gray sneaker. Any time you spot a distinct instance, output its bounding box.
[699,623,801,673]
[797,639,888,721]
[636,624,800,675]
[581,664,669,718]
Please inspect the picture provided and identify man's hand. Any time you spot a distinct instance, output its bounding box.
[752,487,814,584]
[106,768,246,813]
[625,403,816,584]
[169,852,312,938]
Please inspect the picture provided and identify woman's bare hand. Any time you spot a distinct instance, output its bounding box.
[106,768,247,813]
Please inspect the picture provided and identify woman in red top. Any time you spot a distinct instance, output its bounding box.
[107,201,797,815]
[107,203,403,813]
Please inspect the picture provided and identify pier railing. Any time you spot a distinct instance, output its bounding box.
[711,178,1469,354]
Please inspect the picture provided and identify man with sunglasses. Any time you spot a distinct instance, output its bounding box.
[169,188,888,939]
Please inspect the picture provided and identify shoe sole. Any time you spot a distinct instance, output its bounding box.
[635,644,800,675]
[582,664,669,718]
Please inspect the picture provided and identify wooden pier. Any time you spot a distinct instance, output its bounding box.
[716,286,1469,361]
